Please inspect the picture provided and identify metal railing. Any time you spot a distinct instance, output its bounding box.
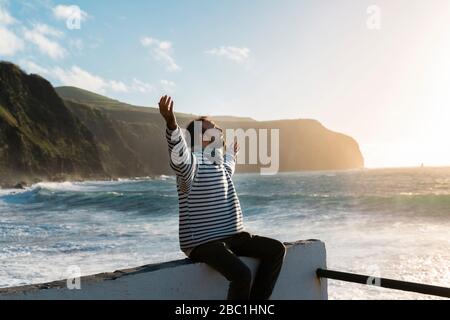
[317,268,450,299]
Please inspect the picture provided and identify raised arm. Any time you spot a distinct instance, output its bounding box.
[159,96,196,193]
[224,138,240,177]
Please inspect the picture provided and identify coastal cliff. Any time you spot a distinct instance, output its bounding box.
[0,62,104,187]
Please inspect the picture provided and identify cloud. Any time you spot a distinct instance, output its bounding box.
[131,78,154,93]
[20,60,154,95]
[205,46,250,63]
[160,79,176,93]
[53,5,88,23]
[0,26,24,56]
[33,23,63,37]
[20,62,116,93]
[52,67,131,94]
[52,66,107,92]
[0,7,23,56]
[20,59,49,75]
[109,80,129,93]
[141,36,180,72]
[23,23,66,59]
[0,6,17,25]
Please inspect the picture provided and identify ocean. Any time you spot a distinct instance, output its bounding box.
[0,167,449,299]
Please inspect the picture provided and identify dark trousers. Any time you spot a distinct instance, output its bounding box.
[189,231,286,300]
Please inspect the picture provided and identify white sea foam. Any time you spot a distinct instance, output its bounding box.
[34,181,86,191]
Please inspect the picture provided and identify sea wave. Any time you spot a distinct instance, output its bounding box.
[0,179,179,215]
[238,192,450,217]
[1,179,448,218]
[1,169,449,297]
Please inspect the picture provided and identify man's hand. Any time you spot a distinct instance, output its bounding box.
[159,95,177,130]
[228,137,240,157]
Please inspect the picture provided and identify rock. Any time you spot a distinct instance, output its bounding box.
[13,182,27,189]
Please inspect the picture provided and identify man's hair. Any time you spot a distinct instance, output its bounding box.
[186,116,221,148]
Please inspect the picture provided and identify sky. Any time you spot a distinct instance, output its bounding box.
[1,0,450,168]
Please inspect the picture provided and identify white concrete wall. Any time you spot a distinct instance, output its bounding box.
[0,240,327,300]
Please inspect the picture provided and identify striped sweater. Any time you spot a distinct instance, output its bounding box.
[166,126,245,257]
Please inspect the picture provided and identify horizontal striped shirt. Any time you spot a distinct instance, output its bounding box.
[165,126,245,257]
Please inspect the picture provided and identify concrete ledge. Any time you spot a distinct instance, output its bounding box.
[0,240,327,300]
